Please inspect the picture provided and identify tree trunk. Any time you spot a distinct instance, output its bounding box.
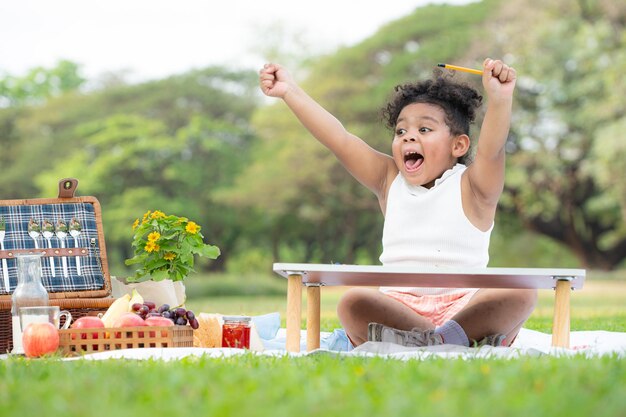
[524,216,624,271]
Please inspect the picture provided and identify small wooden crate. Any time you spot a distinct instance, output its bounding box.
[58,325,194,356]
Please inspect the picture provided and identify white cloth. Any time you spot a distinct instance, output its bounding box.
[41,328,626,361]
[350,328,626,359]
[379,164,492,295]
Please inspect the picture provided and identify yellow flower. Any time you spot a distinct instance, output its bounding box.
[127,209,220,283]
[185,221,200,234]
[144,241,158,253]
[151,210,166,219]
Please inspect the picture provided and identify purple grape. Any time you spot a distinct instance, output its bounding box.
[175,317,187,326]
[161,311,172,319]
[185,310,195,321]
[189,318,199,330]
[139,305,150,315]
[131,303,143,312]
[144,301,156,310]
[157,304,170,313]
[175,308,186,317]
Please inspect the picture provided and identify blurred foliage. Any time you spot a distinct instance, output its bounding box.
[492,0,626,269]
[0,60,85,107]
[184,272,286,298]
[1,0,625,274]
[0,66,260,275]
[226,0,625,270]
[217,0,497,266]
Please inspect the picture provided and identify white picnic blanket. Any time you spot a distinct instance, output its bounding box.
[3,312,623,361]
[349,328,626,359]
[57,327,626,361]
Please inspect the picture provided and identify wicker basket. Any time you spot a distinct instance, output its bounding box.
[0,189,112,300]
[58,325,194,356]
[0,297,114,353]
[0,178,114,354]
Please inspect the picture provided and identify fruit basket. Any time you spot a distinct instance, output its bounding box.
[58,325,194,356]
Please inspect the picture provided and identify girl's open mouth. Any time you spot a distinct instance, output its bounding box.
[404,151,424,172]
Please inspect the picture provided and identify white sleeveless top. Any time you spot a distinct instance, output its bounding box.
[379,164,492,295]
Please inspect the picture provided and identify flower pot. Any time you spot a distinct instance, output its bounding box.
[111,278,186,308]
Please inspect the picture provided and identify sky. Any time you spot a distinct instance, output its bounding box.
[1,0,472,83]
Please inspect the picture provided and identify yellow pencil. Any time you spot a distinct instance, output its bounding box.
[437,63,483,75]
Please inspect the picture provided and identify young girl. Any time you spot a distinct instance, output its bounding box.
[259,59,537,348]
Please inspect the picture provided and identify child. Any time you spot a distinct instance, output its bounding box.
[259,59,537,348]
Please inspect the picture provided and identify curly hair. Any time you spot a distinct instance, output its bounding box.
[381,71,483,164]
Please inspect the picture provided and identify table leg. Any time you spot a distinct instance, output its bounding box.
[286,274,302,352]
[551,279,571,348]
[306,284,321,351]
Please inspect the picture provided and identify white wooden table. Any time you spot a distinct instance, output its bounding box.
[273,263,586,352]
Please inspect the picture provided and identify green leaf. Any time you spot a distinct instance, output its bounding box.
[197,244,221,259]
[150,269,170,281]
[125,254,148,266]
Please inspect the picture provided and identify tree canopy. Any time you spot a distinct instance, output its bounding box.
[1,0,624,273]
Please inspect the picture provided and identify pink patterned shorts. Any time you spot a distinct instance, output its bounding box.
[383,289,479,327]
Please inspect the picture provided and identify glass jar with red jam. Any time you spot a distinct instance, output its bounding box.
[221,315,252,349]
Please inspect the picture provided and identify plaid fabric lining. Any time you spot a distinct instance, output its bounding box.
[0,203,105,295]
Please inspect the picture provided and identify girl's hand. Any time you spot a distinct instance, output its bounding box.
[259,63,293,98]
[482,58,516,101]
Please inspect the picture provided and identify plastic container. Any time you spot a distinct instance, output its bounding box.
[221,315,251,349]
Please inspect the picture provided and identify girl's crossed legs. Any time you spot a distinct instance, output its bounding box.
[337,287,538,347]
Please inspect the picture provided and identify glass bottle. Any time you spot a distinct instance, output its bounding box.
[11,254,49,354]
[221,316,251,349]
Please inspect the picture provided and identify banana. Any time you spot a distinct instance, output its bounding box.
[101,293,131,328]
[127,289,144,312]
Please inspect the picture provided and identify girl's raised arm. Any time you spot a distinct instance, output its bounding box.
[260,63,396,198]
[463,59,517,229]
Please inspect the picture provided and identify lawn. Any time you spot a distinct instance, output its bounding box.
[1,273,625,417]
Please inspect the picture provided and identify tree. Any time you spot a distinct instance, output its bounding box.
[493,0,626,269]
[4,0,625,272]
[0,60,85,107]
[35,112,258,273]
[220,1,496,264]
[1,66,261,274]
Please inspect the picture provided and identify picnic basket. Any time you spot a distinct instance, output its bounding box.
[0,178,114,352]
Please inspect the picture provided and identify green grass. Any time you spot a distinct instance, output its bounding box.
[1,274,625,417]
[1,353,625,416]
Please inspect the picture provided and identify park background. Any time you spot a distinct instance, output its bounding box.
[1,1,625,416]
[2,0,625,282]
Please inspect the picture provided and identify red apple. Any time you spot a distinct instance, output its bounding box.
[145,316,174,337]
[112,312,147,328]
[71,316,105,340]
[145,316,174,327]
[22,322,60,358]
[112,312,146,338]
